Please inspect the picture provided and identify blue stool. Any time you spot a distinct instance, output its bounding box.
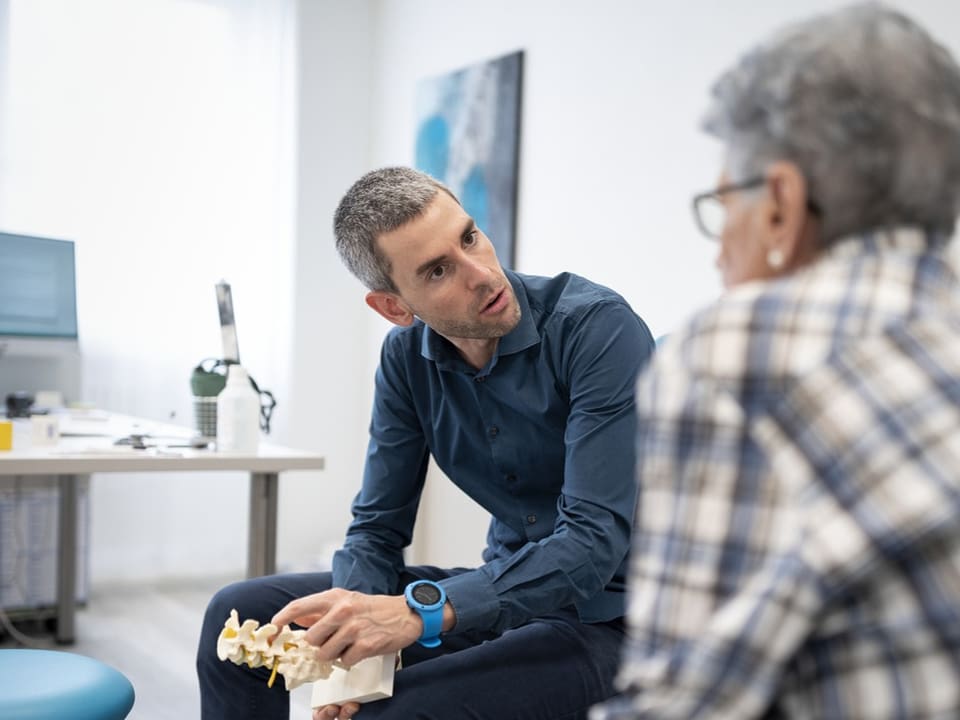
[0,649,135,719]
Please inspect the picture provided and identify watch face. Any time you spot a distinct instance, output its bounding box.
[412,582,442,606]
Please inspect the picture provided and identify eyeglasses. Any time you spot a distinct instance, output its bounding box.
[691,176,766,239]
[692,176,822,239]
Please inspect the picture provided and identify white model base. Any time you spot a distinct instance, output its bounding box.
[310,653,396,707]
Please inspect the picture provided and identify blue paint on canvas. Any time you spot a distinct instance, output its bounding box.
[415,115,450,179]
[415,51,523,268]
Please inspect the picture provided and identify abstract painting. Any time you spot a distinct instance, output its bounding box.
[415,50,523,268]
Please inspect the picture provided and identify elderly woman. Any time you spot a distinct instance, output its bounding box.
[593,4,960,720]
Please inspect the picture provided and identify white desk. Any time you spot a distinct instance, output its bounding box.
[0,411,325,643]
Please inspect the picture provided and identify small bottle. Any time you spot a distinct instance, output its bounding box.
[216,365,260,453]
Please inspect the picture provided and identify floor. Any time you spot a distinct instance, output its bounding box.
[0,577,315,719]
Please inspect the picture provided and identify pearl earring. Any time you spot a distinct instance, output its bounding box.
[767,248,785,269]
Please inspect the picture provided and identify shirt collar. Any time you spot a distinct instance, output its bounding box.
[420,270,540,366]
[828,226,949,259]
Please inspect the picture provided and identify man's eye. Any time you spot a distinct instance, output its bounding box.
[464,230,478,246]
[429,265,446,280]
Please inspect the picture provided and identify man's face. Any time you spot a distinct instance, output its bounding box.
[375,191,521,341]
[714,172,778,288]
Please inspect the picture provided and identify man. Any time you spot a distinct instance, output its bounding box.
[198,166,655,719]
[593,4,960,719]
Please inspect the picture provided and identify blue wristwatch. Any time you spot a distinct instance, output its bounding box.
[404,580,446,648]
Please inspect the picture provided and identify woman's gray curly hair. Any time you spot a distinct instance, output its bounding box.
[703,2,960,245]
[334,167,457,292]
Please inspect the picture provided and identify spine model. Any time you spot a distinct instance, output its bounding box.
[216,609,346,690]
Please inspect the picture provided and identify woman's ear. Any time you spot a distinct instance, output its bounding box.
[365,291,415,327]
[764,160,815,269]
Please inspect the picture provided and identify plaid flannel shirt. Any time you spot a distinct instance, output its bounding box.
[593,228,960,719]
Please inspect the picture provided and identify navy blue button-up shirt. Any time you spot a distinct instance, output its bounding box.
[332,271,655,634]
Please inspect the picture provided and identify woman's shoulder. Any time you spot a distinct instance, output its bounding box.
[657,273,836,383]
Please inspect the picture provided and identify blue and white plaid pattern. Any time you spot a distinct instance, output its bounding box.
[592,228,960,719]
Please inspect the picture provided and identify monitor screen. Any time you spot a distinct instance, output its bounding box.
[0,232,78,356]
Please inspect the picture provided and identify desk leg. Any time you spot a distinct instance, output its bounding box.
[247,472,278,578]
[56,474,78,644]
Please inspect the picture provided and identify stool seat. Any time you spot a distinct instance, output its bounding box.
[0,649,135,719]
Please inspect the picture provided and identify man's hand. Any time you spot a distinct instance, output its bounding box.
[313,702,360,720]
[271,588,421,667]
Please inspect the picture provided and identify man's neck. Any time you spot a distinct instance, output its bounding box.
[449,337,500,371]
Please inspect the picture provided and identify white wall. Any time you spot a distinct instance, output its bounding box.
[281,0,377,571]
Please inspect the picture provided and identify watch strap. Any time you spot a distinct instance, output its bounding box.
[418,602,443,647]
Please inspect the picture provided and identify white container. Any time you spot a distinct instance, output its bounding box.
[216,365,260,453]
[30,415,60,446]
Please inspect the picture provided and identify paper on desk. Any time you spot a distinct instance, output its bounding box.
[310,653,396,707]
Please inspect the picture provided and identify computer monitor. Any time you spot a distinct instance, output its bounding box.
[0,232,79,358]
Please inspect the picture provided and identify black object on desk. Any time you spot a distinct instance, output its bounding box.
[5,391,34,418]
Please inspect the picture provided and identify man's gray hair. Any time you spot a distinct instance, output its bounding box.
[334,166,456,292]
[704,2,960,245]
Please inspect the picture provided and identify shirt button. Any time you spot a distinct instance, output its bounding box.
[474,375,485,383]
[488,426,499,438]
[526,514,537,524]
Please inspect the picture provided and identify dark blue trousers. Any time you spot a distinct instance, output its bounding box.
[197,567,625,719]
